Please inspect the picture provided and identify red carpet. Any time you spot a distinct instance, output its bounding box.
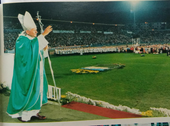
[62,101,142,119]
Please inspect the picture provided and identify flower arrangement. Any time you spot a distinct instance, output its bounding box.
[0,83,7,91]
[65,92,148,115]
[61,95,66,98]
[66,92,96,105]
[71,69,99,74]
[150,107,170,117]
[61,91,170,117]
[64,92,156,117]
[92,56,96,59]
[60,95,70,105]
[141,110,153,117]
[0,83,10,96]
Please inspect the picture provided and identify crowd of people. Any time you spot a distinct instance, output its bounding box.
[53,44,170,56]
[45,32,132,47]
[4,32,18,52]
[3,22,170,53]
[139,30,170,44]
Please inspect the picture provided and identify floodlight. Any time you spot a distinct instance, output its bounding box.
[131,0,139,6]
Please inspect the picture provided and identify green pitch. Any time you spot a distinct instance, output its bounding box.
[45,53,170,112]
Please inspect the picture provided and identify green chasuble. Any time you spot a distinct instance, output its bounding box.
[7,35,48,115]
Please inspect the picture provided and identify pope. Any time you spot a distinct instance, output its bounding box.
[7,11,52,122]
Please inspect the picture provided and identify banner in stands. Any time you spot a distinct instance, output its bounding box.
[53,30,74,33]
[97,31,102,33]
[127,31,133,34]
[104,31,113,34]
[80,31,91,33]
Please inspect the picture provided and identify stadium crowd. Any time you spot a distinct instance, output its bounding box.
[45,32,132,47]
[53,44,170,56]
[3,22,170,55]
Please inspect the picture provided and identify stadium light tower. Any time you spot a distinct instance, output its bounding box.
[130,1,139,33]
[131,0,139,6]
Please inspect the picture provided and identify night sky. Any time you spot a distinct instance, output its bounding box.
[3,1,170,24]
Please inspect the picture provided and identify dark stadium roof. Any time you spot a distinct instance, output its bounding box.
[3,1,170,24]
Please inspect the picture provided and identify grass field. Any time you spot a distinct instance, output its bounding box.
[45,52,170,114]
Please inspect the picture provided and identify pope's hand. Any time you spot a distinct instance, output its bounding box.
[42,25,53,37]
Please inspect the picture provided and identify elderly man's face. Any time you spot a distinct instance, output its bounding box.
[26,28,38,37]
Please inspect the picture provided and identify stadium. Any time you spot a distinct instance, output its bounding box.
[1,1,170,124]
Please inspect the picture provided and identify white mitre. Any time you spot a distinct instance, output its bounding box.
[18,11,49,57]
[18,11,37,31]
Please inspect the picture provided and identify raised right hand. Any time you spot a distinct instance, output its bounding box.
[42,25,53,37]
